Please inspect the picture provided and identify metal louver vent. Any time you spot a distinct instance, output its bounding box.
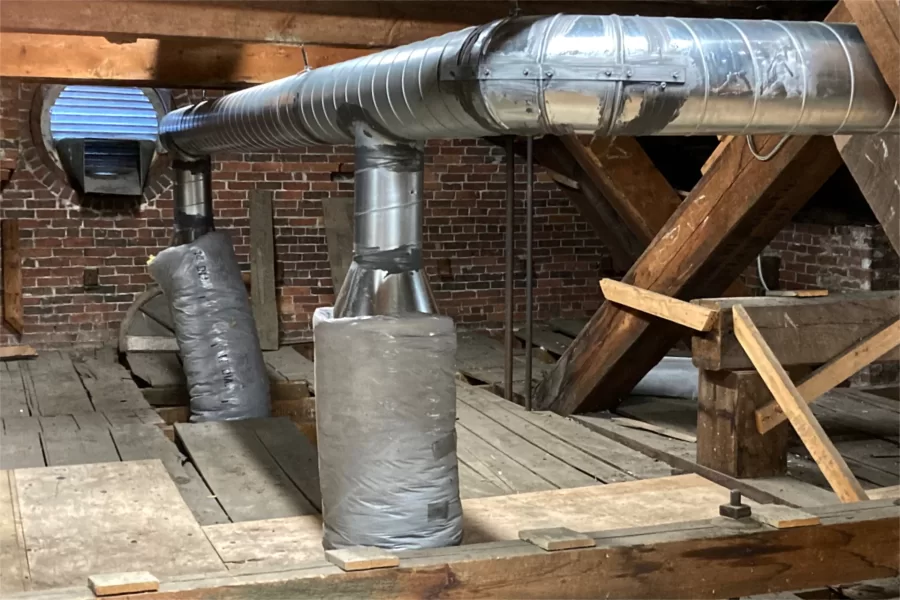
[49,86,160,196]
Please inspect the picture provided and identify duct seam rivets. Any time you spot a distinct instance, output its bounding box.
[625,69,633,79]
[604,69,613,77]
[672,71,680,80]
[523,68,530,76]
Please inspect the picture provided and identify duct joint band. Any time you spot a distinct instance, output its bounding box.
[353,245,423,274]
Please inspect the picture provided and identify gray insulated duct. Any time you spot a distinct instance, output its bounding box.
[158,13,898,549]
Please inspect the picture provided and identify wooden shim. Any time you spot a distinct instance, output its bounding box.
[1,219,23,335]
[766,289,829,298]
[756,320,900,434]
[0,346,35,360]
[732,305,868,503]
[175,419,317,522]
[325,547,399,572]
[518,527,595,551]
[15,460,224,590]
[600,278,717,332]
[88,571,159,596]
[126,499,900,599]
[321,197,355,294]
[751,505,821,529]
[250,190,278,350]
[692,292,900,371]
[538,133,843,415]
[0,32,372,87]
[124,336,179,352]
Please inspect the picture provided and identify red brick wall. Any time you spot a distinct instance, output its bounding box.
[743,222,899,294]
[1,80,613,348]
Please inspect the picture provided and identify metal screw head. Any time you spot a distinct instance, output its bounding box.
[672,71,680,80]
[523,69,530,76]
[483,69,491,77]
[544,70,553,78]
[660,82,667,89]
[604,69,612,77]
[625,69,633,78]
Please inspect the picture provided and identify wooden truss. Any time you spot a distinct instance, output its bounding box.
[535,0,900,414]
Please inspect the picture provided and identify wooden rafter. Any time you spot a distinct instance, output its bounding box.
[843,0,900,100]
[536,134,842,414]
[0,33,371,87]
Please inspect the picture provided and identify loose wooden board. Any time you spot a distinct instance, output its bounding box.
[250,190,279,350]
[126,352,184,388]
[14,460,224,589]
[176,419,318,522]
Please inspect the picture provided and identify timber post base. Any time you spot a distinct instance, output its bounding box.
[697,369,791,478]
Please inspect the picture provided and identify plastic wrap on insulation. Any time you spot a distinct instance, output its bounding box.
[313,307,463,550]
[149,231,270,421]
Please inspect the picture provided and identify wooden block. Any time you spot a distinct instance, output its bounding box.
[88,571,159,596]
[325,546,399,572]
[751,505,821,529]
[732,305,868,504]
[600,279,718,332]
[766,289,829,298]
[518,527,595,551]
[322,197,354,294]
[0,346,36,360]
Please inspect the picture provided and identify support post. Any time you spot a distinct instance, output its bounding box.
[504,137,515,402]
[697,369,790,478]
[524,135,534,411]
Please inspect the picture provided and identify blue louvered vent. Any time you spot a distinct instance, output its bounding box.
[50,86,159,143]
[49,86,159,196]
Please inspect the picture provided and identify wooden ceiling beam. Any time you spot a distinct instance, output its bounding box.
[0,1,832,49]
[0,33,372,88]
[842,0,899,100]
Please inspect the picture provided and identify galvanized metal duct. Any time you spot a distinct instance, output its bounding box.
[171,157,213,245]
[333,124,435,317]
[160,14,898,156]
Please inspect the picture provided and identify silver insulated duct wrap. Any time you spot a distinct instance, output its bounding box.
[160,14,897,156]
[149,232,271,421]
[313,308,462,550]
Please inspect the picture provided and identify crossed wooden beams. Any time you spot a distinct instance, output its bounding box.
[534,0,900,415]
[600,278,900,503]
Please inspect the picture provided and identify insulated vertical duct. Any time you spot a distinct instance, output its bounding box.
[158,14,898,547]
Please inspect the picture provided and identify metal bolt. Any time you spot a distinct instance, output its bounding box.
[730,490,742,506]
[672,71,680,80]
[625,69,633,78]
[604,69,613,77]
[544,70,553,78]
[523,69,530,76]
[483,69,491,77]
[660,82,667,89]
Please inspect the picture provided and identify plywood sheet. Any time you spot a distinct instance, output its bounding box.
[15,460,224,589]
[203,474,735,573]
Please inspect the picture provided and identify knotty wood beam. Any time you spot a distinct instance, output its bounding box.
[732,305,868,503]
[67,499,899,599]
[0,33,371,87]
[537,134,842,414]
[756,319,900,434]
[599,279,718,332]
